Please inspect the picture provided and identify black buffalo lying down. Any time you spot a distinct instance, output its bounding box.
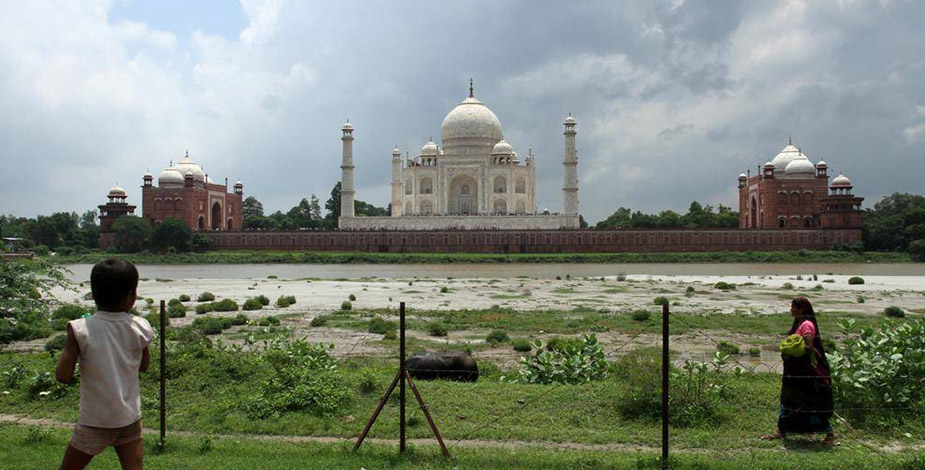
[405,352,479,382]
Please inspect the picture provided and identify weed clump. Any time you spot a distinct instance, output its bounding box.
[884,306,905,318]
[310,315,330,327]
[340,301,352,311]
[276,296,291,308]
[513,334,606,384]
[257,316,281,327]
[631,310,651,322]
[848,276,865,285]
[243,298,263,311]
[348,294,356,301]
[211,299,239,312]
[713,281,736,290]
[178,294,191,302]
[486,329,510,345]
[167,303,187,318]
[255,295,270,306]
[427,322,448,337]
[748,347,761,357]
[368,317,396,335]
[653,296,669,306]
[782,282,794,290]
[195,303,214,315]
[716,341,740,356]
[512,338,532,352]
[197,292,215,302]
[44,334,67,352]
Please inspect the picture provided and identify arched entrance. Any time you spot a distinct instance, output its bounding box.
[493,198,507,214]
[227,218,233,230]
[448,175,478,215]
[211,202,222,230]
[198,216,204,231]
[750,195,757,228]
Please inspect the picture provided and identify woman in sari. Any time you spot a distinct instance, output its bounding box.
[762,297,836,445]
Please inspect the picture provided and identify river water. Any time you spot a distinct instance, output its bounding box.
[63,262,925,281]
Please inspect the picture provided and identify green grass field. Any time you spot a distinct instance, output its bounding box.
[49,249,913,265]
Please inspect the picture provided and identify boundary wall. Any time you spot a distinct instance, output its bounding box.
[203,228,862,253]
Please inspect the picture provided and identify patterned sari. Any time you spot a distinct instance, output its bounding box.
[778,321,833,434]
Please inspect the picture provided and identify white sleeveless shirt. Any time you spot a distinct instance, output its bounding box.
[69,311,154,428]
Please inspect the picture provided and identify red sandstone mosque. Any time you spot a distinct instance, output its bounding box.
[138,152,244,231]
[737,140,863,230]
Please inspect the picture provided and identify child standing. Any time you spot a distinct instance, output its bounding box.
[56,258,154,470]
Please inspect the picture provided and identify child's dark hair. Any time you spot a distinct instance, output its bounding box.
[91,258,139,311]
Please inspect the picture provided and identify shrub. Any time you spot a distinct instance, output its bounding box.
[653,296,669,306]
[167,303,187,318]
[428,322,448,337]
[512,338,532,352]
[848,276,865,285]
[256,295,270,306]
[229,314,249,326]
[358,369,379,394]
[716,341,740,356]
[829,319,925,423]
[195,303,214,315]
[857,296,866,304]
[631,310,651,322]
[713,281,736,290]
[748,347,761,357]
[44,334,67,352]
[52,304,89,322]
[212,299,239,312]
[821,337,837,352]
[340,301,352,311]
[145,298,154,305]
[514,334,607,384]
[178,294,191,302]
[383,330,397,340]
[243,298,263,311]
[884,306,906,318]
[310,315,330,327]
[486,329,510,345]
[276,296,291,308]
[782,282,794,290]
[348,294,357,301]
[368,317,395,335]
[546,336,582,352]
[192,316,227,335]
[257,316,281,327]
[33,245,50,256]
[285,295,296,305]
[145,312,168,328]
[197,292,215,302]
[685,286,695,295]
[440,286,450,294]
[168,298,182,307]
[616,273,626,282]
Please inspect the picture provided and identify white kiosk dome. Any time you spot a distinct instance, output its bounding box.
[108,186,126,197]
[421,141,438,156]
[158,167,183,185]
[785,157,816,176]
[832,174,852,187]
[491,139,514,156]
[176,154,205,182]
[771,144,802,172]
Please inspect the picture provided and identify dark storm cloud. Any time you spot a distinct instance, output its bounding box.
[1,0,923,223]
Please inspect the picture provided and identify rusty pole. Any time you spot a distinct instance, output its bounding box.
[399,301,406,454]
[159,300,166,448]
[661,302,669,468]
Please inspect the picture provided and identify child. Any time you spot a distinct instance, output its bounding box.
[56,258,154,470]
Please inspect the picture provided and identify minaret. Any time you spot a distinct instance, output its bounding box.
[340,122,356,218]
[563,113,579,215]
[391,146,402,217]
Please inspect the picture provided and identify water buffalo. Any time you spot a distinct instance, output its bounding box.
[405,352,478,382]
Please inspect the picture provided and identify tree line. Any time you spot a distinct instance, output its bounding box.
[595,202,740,229]
[242,182,387,231]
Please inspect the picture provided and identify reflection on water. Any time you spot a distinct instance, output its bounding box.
[63,262,925,281]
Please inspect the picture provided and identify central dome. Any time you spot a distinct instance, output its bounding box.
[441,94,503,146]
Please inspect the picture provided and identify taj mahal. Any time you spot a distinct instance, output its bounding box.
[338,81,581,230]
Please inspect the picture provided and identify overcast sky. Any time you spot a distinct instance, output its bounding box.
[2,0,924,223]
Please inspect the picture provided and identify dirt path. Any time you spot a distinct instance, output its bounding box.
[3,414,921,454]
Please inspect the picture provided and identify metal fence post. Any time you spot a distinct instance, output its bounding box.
[399,301,406,454]
[159,299,166,448]
[661,302,669,468]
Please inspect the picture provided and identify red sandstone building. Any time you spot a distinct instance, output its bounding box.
[98,186,136,231]
[737,141,863,230]
[141,152,244,231]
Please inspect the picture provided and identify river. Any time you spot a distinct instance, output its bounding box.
[63,262,925,281]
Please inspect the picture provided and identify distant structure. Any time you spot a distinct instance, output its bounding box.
[338,81,580,230]
[141,151,244,231]
[98,186,136,231]
[737,140,863,229]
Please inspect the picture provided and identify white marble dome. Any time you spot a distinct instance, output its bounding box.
[832,174,852,187]
[441,95,503,145]
[108,186,126,197]
[491,139,514,155]
[158,167,183,185]
[176,155,205,182]
[421,141,438,156]
[771,144,802,172]
[785,157,816,176]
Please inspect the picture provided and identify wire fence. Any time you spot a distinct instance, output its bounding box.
[118,297,924,466]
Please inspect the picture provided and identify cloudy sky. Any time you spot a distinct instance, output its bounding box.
[2,0,924,223]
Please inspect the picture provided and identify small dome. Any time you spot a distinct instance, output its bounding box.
[206,175,215,184]
[785,157,816,176]
[234,180,243,187]
[832,174,852,187]
[421,141,438,156]
[108,186,126,197]
[158,167,184,185]
[564,114,576,125]
[143,172,153,179]
[342,122,353,131]
[491,139,514,155]
[738,173,747,180]
[764,161,774,169]
[392,146,401,155]
[816,160,827,168]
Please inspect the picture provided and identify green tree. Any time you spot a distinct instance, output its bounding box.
[25,212,79,249]
[864,193,925,252]
[287,198,314,228]
[79,210,97,229]
[309,194,322,221]
[243,196,264,230]
[191,233,211,253]
[112,216,152,253]
[1,259,69,345]
[152,217,192,252]
[325,182,342,223]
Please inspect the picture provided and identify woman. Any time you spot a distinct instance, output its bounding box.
[762,297,836,445]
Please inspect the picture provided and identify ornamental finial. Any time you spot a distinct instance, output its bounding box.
[469,78,474,97]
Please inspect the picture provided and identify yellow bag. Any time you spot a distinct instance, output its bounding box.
[779,334,806,357]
